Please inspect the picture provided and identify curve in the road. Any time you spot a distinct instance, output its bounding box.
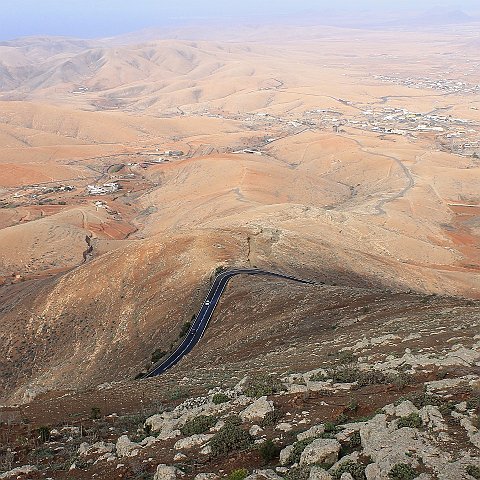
[142,268,315,378]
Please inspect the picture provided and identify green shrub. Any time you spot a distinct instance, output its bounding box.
[467,394,480,412]
[209,422,254,457]
[311,367,360,383]
[288,438,316,464]
[285,466,310,480]
[347,400,359,412]
[356,370,410,388]
[467,465,480,479]
[212,393,230,405]
[401,392,442,409]
[388,464,417,480]
[180,415,217,436]
[337,351,356,364]
[260,410,282,428]
[227,469,249,480]
[332,460,366,480]
[90,407,102,420]
[151,348,167,364]
[397,413,422,429]
[38,426,51,443]
[224,415,242,426]
[259,439,280,463]
[311,367,411,388]
[243,375,286,398]
[324,422,338,433]
[348,430,362,448]
[179,322,191,337]
[168,387,189,400]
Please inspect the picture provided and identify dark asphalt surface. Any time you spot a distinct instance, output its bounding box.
[143,268,315,378]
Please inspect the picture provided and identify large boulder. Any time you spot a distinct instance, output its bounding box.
[297,424,325,441]
[174,434,214,450]
[78,441,115,456]
[395,400,418,418]
[0,466,38,479]
[116,435,140,458]
[299,438,341,466]
[194,474,219,480]
[279,444,294,465]
[359,414,438,476]
[154,465,184,480]
[309,466,333,480]
[240,396,274,422]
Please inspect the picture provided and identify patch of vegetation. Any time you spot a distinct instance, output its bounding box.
[346,399,359,412]
[324,422,339,433]
[466,465,480,479]
[332,460,366,480]
[260,409,283,428]
[168,386,189,401]
[400,392,443,409]
[180,415,217,436]
[335,413,350,425]
[212,393,231,404]
[214,265,228,276]
[243,375,286,398]
[31,447,56,460]
[38,426,51,443]
[467,393,480,413]
[258,439,280,463]
[209,420,254,457]
[347,430,362,448]
[337,351,357,365]
[397,413,422,429]
[90,407,102,420]
[311,367,411,388]
[285,466,311,480]
[151,348,167,364]
[311,367,359,383]
[179,322,191,337]
[388,464,417,480]
[109,164,125,173]
[287,438,316,464]
[227,469,249,480]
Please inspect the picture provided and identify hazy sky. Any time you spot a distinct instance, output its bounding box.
[1,0,479,41]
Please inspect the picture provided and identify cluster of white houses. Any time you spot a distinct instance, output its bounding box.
[86,183,120,196]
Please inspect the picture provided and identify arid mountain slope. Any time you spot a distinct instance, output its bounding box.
[0,25,479,410]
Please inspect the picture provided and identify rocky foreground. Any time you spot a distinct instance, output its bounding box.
[1,332,479,480]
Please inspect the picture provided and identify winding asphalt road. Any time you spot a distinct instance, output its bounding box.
[143,269,315,378]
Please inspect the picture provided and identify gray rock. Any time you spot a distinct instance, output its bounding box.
[299,438,341,466]
[276,422,293,432]
[140,436,158,447]
[420,406,447,432]
[0,466,38,479]
[174,434,213,450]
[309,466,333,480]
[395,400,418,418]
[240,396,274,421]
[250,425,264,436]
[359,414,438,477]
[280,444,294,465]
[364,462,382,480]
[153,465,184,480]
[200,445,212,455]
[194,474,218,480]
[254,469,284,480]
[297,424,325,441]
[78,441,115,456]
[116,435,139,458]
